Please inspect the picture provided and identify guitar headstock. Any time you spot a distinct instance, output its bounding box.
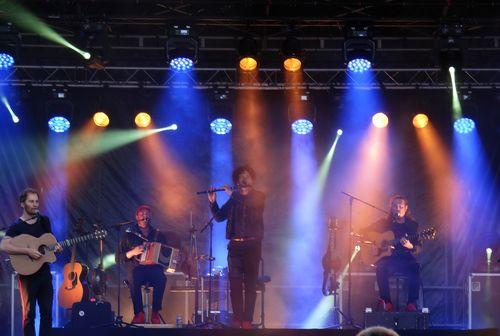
[93,229,108,240]
[420,227,437,241]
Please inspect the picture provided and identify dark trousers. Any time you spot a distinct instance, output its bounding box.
[18,270,53,336]
[227,240,261,322]
[376,256,420,304]
[130,265,166,314]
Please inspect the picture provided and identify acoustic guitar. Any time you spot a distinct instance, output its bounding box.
[359,227,436,266]
[9,230,107,276]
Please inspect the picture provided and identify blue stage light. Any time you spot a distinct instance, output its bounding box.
[170,57,194,72]
[0,53,15,70]
[347,58,371,73]
[48,116,71,133]
[291,119,314,135]
[454,118,475,134]
[210,118,232,135]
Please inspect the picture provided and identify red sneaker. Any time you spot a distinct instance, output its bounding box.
[241,321,252,329]
[406,303,418,312]
[378,298,393,312]
[131,311,145,324]
[151,311,162,324]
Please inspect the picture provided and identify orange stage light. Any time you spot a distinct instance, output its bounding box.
[239,57,258,71]
[93,112,110,127]
[283,57,302,72]
[413,113,429,129]
[135,112,151,128]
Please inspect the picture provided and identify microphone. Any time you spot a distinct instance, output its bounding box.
[196,186,237,195]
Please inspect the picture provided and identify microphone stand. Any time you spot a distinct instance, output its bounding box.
[200,216,218,325]
[340,191,388,329]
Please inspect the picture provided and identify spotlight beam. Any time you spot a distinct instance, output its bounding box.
[1,96,19,123]
[3,1,90,59]
[449,66,463,120]
[316,130,343,194]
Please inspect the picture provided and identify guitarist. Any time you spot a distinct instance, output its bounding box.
[0,188,62,336]
[363,195,421,312]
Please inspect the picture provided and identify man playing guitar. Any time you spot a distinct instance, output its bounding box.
[363,195,421,312]
[0,188,63,336]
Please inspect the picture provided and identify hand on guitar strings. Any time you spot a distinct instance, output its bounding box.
[27,248,42,260]
[400,237,414,250]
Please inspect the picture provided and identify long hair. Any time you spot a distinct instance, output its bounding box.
[388,194,415,221]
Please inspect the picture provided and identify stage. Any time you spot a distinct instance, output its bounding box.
[52,327,499,336]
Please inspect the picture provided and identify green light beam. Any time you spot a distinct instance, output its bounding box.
[449,66,463,120]
[2,0,91,59]
[315,130,343,195]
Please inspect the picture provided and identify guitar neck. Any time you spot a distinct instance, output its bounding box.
[55,233,98,250]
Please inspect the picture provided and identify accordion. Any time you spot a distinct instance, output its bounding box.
[139,242,180,273]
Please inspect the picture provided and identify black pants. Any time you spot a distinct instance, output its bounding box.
[376,256,420,304]
[227,240,261,322]
[130,265,166,314]
[18,270,53,336]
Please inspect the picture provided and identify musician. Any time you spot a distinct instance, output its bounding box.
[0,188,62,336]
[365,195,421,312]
[116,205,168,324]
[208,165,265,329]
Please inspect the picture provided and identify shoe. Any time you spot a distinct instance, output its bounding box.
[378,298,393,312]
[151,311,162,324]
[131,311,145,324]
[406,303,418,312]
[241,321,252,329]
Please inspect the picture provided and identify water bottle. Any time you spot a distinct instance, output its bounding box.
[176,314,183,328]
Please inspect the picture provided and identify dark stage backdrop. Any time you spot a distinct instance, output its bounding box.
[0,88,498,330]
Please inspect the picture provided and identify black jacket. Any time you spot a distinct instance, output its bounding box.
[210,190,265,240]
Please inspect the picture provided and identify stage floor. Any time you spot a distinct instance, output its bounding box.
[52,327,499,336]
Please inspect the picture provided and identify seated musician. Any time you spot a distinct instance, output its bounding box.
[363,195,422,312]
[116,204,170,324]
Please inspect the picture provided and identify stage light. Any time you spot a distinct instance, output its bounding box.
[169,124,178,131]
[48,116,70,133]
[344,23,375,73]
[372,112,389,128]
[453,117,475,134]
[282,36,302,72]
[438,22,464,72]
[166,25,198,72]
[413,114,429,129]
[135,112,151,128]
[347,58,372,73]
[486,248,492,264]
[93,112,109,127]
[1,96,19,123]
[337,129,343,136]
[170,57,194,72]
[291,119,313,135]
[239,57,258,72]
[0,52,14,69]
[210,118,232,135]
[238,37,259,71]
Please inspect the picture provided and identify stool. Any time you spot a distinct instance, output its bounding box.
[390,274,407,311]
[141,285,153,324]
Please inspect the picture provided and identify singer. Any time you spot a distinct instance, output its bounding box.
[0,188,62,336]
[116,204,168,324]
[362,195,422,312]
[208,165,265,329]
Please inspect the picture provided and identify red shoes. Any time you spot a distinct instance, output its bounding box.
[131,311,145,324]
[406,303,418,312]
[378,298,393,312]
[151,311,162,324]
[241,321,252,329]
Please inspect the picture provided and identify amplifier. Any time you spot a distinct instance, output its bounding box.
[468,272,500,329]
[70,301,114,328]
[364,311,429,330]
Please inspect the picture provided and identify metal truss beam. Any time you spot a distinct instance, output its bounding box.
[3,65,500,90]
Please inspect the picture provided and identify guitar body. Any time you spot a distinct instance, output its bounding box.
[360,230,396,267]
[9,233,57,275]
[58,262,85,309]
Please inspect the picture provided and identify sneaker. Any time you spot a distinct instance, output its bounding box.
[241,321,252,329]
[151,311,162,324]
[131,311,145,324]
[406,302,418,312]
[378,298,393,312]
